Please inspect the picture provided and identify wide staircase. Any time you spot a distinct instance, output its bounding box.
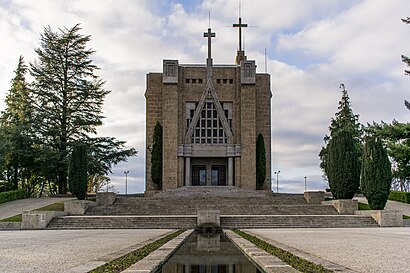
[47,187,379,229]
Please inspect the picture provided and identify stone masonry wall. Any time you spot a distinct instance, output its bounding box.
[240,84,257,190]
[256,74,272,191]
[145,73,163,191]
[162,83,179,190]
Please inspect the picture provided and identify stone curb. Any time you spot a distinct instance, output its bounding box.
[225,230,300,273]
[65,229,179,273]
[122,229,193,273]
[0,221,21,230]
[243,229,359,273]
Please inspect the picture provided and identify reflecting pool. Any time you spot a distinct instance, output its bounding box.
[157,232,262,273]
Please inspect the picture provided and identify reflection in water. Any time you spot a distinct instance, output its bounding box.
[158,232,262,273]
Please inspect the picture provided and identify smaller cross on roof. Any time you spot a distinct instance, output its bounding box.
[204,28,216,61]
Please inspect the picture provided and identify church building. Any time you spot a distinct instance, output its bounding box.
[145,17,272,192]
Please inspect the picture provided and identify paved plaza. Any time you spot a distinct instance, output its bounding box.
[0,229,173,273]
[246,227,410,273]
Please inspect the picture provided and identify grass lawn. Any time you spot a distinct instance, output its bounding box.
[358,202,371,210]
[0,201,64,222]
[0,214,22,222]
[33,202,64,212]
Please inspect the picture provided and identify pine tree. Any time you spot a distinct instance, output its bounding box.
[30,24,136,193]
[151,122,163,188]
[361,137,392,209]
[256,133,266,189]
[68,143,88,200]
[0,56,34,191]
[327,129,360,199]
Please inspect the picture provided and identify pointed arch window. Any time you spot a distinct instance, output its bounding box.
[186,100,232,144]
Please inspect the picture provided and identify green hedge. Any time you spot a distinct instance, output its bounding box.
[388,190,410,204]
[0,189,27,204]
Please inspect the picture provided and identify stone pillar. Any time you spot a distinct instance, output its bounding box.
[185,157,191,186]
[228,157,233,186]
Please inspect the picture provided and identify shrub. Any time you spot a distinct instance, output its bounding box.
[68,143,88,200]
[388,190,410,204]
[327,129,360,199]
[151,122,163,188]
[0,189,27,204]
[361,137,392,210]
[256,133,266,189]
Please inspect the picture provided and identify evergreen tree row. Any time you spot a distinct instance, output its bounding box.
[319,84,392,209]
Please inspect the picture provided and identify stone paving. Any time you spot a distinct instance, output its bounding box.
[245,228,410,273]
[0,197,75,220]
[0,229,173,273]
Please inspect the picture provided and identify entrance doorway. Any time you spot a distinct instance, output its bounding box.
[192,165,206,186]
[211,165,226,186]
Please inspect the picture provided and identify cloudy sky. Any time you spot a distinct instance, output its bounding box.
[1,0,410,193]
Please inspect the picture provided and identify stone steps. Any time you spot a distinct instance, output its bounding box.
[220,215,379,228]
[87,203,338,216]
[47,216,197,229]
[46,215,379,229]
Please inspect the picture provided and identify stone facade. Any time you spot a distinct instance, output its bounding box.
[145,27,271,193]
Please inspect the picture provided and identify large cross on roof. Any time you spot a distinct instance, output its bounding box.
[233,17,247,51]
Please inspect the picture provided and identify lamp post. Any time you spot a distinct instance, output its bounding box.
[124,171,129,195]
[274,170,280,193]
[304,176,307,192]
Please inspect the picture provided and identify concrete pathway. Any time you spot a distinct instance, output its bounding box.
[246,228,410,273]
[0,229,173,273]
[0,197,75,220]
[354,197,410,216]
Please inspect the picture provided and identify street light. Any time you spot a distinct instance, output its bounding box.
[124,171,129,195]
[304,176,307,192]
[274,170,280,193]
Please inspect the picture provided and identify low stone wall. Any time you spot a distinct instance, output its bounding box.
[197,210,220,229]
[356,210,404,227]
[64,200,96,215]
[304,191,325,204]
[0,222,21,230]
[322,199,358,215]
[96,192,116,206]
[21,211,67,230]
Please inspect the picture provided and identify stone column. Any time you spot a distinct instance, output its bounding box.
[228,157,234,186]
[228,264,234,273]
[185,157,191,186]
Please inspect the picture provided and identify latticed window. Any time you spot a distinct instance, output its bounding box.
[186,100,232,144]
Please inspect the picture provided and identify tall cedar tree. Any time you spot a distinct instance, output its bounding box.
[256,133,266,189]
[0,56,34,190]
[327,129,360,199]
[151,122,162,188]
[319,84,362,182]
[361,137,392,209]
[30,24,136,193]
[68,143,88,200]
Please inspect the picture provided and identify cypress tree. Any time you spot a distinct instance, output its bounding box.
[327,129,360,199]
[361,137,392,210]
[68,143,88,200]
[151,122,162,188]
[319,84,362,181]
[256,133,266,189]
